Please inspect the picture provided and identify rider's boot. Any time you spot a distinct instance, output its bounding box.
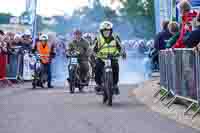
[48,83,54,88]
[79,86,84,93]
[113,84,120,95]
[67,77,70,82]
[95,84,103,95]
[39,81,44,88]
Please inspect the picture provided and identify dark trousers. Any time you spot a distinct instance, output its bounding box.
[152,54,159,70]
[41,63,52,86]
[95,58,119,86]
[17,53,23,77]
[78,60,89,81]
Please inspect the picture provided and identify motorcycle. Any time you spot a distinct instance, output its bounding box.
[101,54,120,106]
[67,51,89,93]
[30,53,48,89]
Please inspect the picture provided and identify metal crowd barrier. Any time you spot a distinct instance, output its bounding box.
[6,46,23,80]
[157,48,200,118]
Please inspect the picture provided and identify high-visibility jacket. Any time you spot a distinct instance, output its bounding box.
[96,34,120,59]
[36,42,51,64]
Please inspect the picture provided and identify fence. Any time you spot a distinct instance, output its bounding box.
[6,46,24,80]
[157,48,200,118]
[0,46,35,84]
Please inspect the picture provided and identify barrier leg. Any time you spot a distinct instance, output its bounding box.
[153,89,161,97]
[192,107,200,119]
[184,102,195,115]
[167,96,177,108]
[160,91,170,101]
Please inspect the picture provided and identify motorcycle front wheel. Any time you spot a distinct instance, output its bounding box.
[69,67,76,94]
[103,71,113,106]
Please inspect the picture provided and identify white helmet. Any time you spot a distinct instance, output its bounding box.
[24,30,32,36]
[99,21,113,30]
[14,34,22,40]
[39,34,48,41]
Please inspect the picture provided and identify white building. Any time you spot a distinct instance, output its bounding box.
[9,17,20,24]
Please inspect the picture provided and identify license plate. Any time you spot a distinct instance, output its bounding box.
[105,59,111,66]
[71,58,78,64]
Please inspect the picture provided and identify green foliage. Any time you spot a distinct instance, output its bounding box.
[0,13,12,24]
[33,0,156,38]
[120,0,155,37]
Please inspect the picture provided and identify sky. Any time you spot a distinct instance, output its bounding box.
[0,0,122,17]
[0,0,90,16]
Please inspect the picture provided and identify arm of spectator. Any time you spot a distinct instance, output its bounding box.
[166,32,180,48]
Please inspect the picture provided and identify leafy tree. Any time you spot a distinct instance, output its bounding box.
[119,0,155,38]
[0,13,12,24]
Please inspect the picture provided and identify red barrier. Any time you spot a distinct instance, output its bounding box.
[0,53,7,80]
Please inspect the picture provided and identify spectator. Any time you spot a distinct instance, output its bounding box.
[151,21,172,70]
[20,30,32,51]
[13,34,22,46]
[13,34,24,79]
[0,31,8,79]
[0,30,4,36]
[166,22,180,48]
[184,12,200,48]
[173,0,197,48]
[154,20,172,50]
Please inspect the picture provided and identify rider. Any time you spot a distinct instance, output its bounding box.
[67,29,90,86]
[93,21,126,95]
[33,34,55,88]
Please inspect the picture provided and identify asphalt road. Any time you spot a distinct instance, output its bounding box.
[0,83,198,133]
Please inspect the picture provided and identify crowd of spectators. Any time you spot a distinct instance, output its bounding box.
[0,29,33,80]
[152,0,200,69]
[154,0,200,50]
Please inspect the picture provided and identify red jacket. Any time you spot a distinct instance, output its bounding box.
[173,11,198,48]
[0,53,7,79]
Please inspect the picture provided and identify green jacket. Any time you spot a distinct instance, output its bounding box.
[68,38,90,61]
[165,32,180,48]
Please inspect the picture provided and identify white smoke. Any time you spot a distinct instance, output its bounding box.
[119,39,153,84]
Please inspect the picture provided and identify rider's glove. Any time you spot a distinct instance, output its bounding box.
[121,51,127,59]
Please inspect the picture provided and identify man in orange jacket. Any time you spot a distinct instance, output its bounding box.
[33,34,55,88]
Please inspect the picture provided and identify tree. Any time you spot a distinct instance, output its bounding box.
[0,13,12,24]
[119,0,155,38]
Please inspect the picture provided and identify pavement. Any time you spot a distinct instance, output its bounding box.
[0,82,199,133]
[133,77,200,130]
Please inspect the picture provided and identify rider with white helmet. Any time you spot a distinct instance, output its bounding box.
[32,33,55,88]
[93,21,126,95]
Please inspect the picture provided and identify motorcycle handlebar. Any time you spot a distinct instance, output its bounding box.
[66,55,79,58]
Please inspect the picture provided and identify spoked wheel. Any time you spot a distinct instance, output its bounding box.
[103,71,113,106]
[69,70,76,94]
[103,88,108,104]
[32,80,36,89]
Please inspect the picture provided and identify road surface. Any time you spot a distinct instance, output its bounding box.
[0,83,198,133]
